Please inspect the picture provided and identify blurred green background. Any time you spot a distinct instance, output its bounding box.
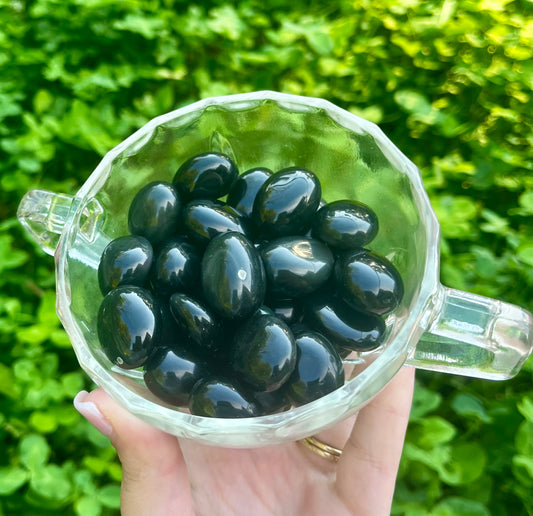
[0,0,531,515]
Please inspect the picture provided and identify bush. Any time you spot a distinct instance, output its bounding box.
[1,0,531,514]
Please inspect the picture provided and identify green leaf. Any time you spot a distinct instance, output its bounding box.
[518,190,533,215]
[207,5,245,41]
[108,462,123,482]
[29,464,72,501]
[432,195,479,239]
[451,393,493,423]
[17,324,52,345]
[33,89,54,114]
[349,105,384,124]
[403,442,452,472]
[515,419,533,458]
[53,405,80,426]
[305,29,334,56]
[517,396,533,423]
[41,353,59,377]
[83,456,109,476]
[24,378,64,408]
[412,417,457,448]
[516,242,533,267]
[113,14,165,39]
[0,467,29,495]
[0,234,28,273]
[394,89,444,127]
[50,328,72,348]
[431,496,490,516]
[0,362,19,398]
[410,382,442,421]
[98,484,121,508]
[37,290,59,326]
[512,454,533,484]
[441,443,487,485]
[29,412,58,433]
[17,156,41,173]
[404,441,486,486]
[75,496,102,516]
[479,208,509,235]
[61,371,85,397]
[20,434,51,470]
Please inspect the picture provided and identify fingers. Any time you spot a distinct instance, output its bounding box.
[74,389,193,516]
[336,367,415,516]
[299,415,357,472]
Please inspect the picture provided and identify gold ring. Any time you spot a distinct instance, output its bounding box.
[299,436,343,462]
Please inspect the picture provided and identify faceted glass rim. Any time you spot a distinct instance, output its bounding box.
[55,91,441,445]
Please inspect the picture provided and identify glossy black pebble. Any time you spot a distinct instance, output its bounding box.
[202,232,266,320]
[173,152,238,200]
[286,330,345,405]
[151,237,201,296]
[156,296,190,349]
[267,298,303,325]
[97,286,160,369]
[256,305,275,317]
[182,199,250,248]
[128,181,181,245]
[260,236,334,298]
[169,293,223,355]
[231,314,296,392]
[253,167,322,238]
[312,200,379,250]
[144,346,208,407]
[189,378,259,418]
[98,235,153,295]
[253,388,292,415]
[227,167,272,218]
[305,295,385,352]
[335,249,404,316]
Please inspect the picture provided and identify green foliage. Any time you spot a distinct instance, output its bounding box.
[0,0,531,515]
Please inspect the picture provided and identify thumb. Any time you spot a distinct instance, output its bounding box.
[74,389,193,516]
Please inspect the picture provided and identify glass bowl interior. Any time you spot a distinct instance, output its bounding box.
[56,91,439,447]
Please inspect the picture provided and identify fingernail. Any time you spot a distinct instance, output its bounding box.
[74,390,113,437]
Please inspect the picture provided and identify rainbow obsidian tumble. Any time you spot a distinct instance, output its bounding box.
[230,313,296,392]
[312,200,379,250]
[96,152,404,418]
[97,286,161,369]
[128,181,181,245]
[189,378,259,418]
[182,199,250,248]
[144,346,208,406]
[97,235,153,295]
[202,232,266,321]
[253,167,322,238]
[285,329,345,405]
[173,152,238,200]
[305,293,386,352]
[259,236,334,299]
[335,249,404,316]
[169,293,223,355]
[226,167,272,218]
[151,237,201,296]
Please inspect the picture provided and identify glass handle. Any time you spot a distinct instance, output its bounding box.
[17,189,76,256]
[406,286,533,380]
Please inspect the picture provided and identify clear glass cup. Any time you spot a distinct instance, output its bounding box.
[17,91,533,447]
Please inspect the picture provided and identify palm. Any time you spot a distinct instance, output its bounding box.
[173,441,349,516]
[78,367,414,516]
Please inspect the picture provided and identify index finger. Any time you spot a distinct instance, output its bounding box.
[336,367,415,516]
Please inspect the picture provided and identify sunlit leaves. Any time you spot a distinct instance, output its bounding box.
[0,1,531,515]
[0,468,29,496]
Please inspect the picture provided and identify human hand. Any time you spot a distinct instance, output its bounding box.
[74,367,414,516]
